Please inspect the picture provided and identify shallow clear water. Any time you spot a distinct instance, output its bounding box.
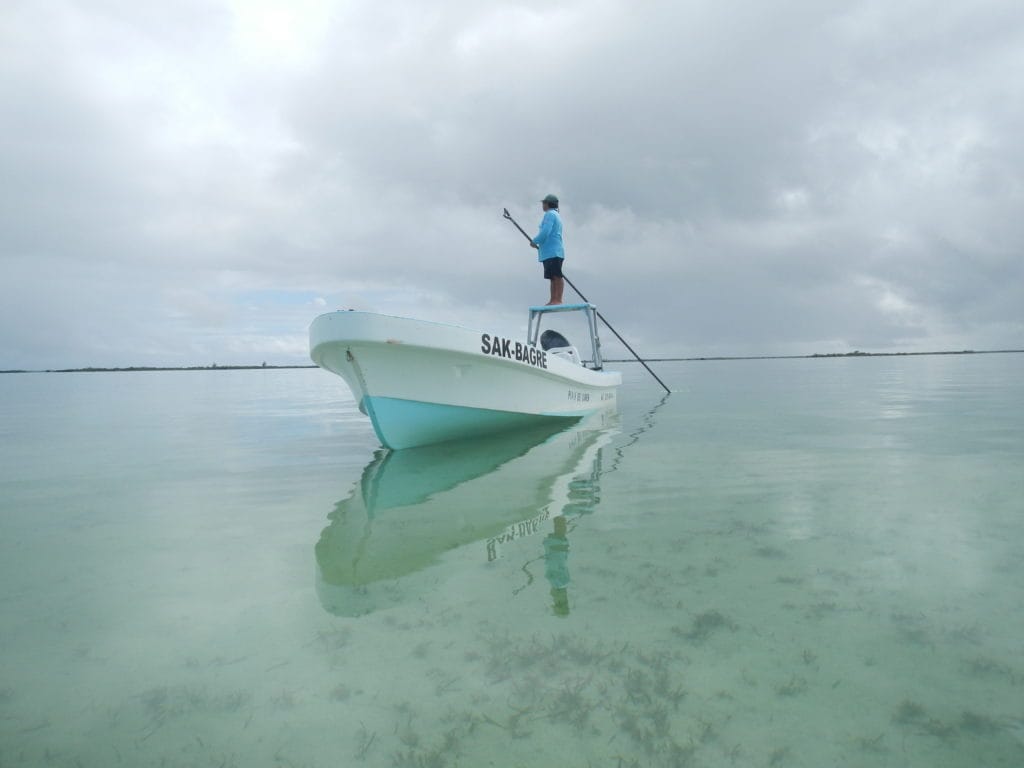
[1,356,1022,767]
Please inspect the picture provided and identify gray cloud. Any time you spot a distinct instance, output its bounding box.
[2,0,1022,369]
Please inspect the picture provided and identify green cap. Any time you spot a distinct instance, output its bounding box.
[541,194,559,205]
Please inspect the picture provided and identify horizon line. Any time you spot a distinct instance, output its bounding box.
[3,348,1023,374]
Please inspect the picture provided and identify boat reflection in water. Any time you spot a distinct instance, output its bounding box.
[315,411,617,617]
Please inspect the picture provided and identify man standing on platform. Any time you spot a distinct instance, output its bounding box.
[531,194,564,305]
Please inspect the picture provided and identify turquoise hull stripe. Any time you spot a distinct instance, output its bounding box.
[363,396,581,450]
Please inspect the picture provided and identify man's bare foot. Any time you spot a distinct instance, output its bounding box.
[545,301,562,306]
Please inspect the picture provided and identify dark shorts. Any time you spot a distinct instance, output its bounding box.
[542,258,564,279]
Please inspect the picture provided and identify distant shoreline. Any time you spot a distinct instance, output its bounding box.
[606,348,1024,363]
[0,364,320,374]
[3,348,1022,374]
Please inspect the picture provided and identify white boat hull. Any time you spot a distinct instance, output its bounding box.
[309,311,621,449]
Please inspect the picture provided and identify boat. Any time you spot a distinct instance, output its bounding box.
[314,411,617,616]
[309,303,621,449]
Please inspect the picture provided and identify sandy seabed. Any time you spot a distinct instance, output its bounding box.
[4,451,1022,768]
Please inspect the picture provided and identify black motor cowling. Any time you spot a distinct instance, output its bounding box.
[540,329,571,350]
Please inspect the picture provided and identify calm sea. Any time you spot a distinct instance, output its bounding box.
[1,355,1022,767]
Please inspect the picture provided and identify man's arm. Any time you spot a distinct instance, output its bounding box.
[533,211,553,246]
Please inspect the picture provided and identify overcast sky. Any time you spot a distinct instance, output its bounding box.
[2,0,1022,369]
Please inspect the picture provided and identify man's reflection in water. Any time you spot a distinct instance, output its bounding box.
[528,396,668,618]
[544,516,571,617]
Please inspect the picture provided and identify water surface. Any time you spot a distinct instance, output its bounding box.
[1,356,1022,767]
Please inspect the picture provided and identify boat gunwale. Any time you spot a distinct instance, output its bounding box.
[310,311,622,387]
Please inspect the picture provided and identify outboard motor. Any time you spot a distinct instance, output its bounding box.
[540,330,582,366]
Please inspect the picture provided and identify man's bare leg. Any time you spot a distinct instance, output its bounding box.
[547,277,564,305]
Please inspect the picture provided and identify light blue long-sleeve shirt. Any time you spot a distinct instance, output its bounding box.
[532,209,564,261]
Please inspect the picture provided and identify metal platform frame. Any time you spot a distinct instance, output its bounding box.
[527,303,604,370]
